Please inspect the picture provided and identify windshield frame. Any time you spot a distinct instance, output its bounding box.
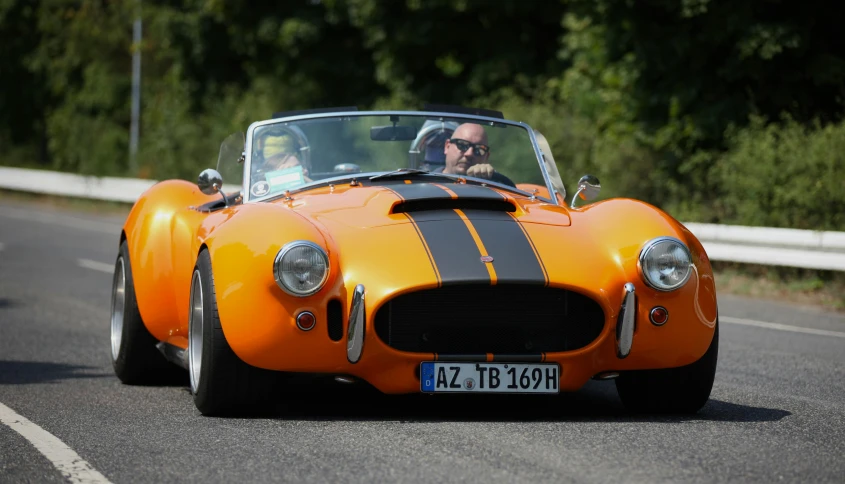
[241,110,561,205]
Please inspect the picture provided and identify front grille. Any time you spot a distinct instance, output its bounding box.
[374,284,605,354]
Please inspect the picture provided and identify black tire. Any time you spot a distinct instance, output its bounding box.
[110,240,178,384]
[190,249,278,416]
[615,323,719,414]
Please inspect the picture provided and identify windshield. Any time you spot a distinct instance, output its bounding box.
[236,113,561,203]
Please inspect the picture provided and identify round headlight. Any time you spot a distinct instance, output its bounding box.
[639,237,692,292]
[274,241,329,297]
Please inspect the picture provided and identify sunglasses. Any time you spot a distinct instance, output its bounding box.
[449,138,489,157]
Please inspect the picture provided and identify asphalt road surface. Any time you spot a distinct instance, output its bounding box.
[1,198,843,483]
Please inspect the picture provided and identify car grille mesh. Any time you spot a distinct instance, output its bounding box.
[374,284,605,354]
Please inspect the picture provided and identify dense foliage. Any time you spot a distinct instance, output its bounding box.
[1,0,843,229]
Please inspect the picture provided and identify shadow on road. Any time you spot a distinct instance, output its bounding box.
[0,298,20,309]
[0,360,111,385]
[233,378,792,424]
[697,399,791,422]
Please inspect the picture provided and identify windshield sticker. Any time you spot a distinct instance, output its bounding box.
[265,166,306,192]
[250,180,270,197]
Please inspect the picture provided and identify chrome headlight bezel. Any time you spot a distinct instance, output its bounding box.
[637,236,693,292]
[273,240,330,297]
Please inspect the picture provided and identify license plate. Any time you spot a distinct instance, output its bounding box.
[420,362,560,394]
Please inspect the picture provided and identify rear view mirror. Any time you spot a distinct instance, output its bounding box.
[370,125,417,141]
[333,163,361,173]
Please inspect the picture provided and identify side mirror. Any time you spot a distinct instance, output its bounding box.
[570,174,600,208]
[198,168,224,195]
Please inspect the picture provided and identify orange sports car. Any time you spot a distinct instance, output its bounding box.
[109,107,718,416]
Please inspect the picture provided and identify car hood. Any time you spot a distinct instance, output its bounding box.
[285,182,571,229]
[270,182,575,292]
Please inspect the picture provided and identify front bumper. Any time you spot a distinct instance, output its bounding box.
[223,275,717,395]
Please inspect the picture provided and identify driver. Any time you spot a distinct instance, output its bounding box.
[437,123,515,187]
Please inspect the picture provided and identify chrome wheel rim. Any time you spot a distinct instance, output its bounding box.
[110,257,126,362]
[188,269,203,394]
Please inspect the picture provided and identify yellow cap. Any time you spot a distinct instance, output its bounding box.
[261,133,297,159]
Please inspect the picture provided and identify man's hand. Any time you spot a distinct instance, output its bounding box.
[466,163,495,179]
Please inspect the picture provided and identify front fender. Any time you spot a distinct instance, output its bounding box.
[123,179,219,342]
[563,198,717,365]
[202,203,347,368]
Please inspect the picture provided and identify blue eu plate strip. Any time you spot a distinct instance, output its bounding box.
[420,362,435,392]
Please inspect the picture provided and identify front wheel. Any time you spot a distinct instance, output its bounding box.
[615,323,719,414]
[189,249,278,416]
[111,240,178,384]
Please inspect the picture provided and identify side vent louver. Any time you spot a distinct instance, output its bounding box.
[327,299,343,341]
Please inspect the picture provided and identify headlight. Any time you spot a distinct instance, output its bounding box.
[638,237,692,291]
[274,241,329,297]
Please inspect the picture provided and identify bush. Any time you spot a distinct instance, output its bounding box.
[488,89,660,204]
[707,115,845,230]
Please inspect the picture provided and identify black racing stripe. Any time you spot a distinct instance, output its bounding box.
[491,354,544,362]
[446,183,507,201]
[387,182,452,201]
[403,213,439,284]
[410,209,490,285]
[384,184,488,285]
[462,209,547,285]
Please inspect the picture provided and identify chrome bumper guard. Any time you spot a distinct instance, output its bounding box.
[616,282,636,358]
[347,284,366,363]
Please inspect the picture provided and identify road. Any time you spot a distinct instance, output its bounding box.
[0,199,843,483]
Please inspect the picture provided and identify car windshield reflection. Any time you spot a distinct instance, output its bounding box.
[229,112,561,203]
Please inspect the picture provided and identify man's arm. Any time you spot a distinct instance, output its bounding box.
[466,163,516,188]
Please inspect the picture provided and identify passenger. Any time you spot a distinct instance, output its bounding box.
[253,132,309,177]
[250,130,312,197]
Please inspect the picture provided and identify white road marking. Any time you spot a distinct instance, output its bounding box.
[78,258,114,274]
[722,316,845,339]
[0,402,112,483]
[0,206,120,234]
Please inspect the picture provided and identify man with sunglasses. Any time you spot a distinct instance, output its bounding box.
[439,123,515,187]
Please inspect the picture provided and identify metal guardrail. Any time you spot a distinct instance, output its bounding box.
[1,166,843,271]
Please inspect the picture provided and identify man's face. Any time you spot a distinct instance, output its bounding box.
[443,123,489,175]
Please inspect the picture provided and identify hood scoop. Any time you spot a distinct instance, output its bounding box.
[392,198,515,214]
[389,182,516,214]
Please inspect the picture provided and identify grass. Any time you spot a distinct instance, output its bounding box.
[3,188,844,312]
[712,262,845,312]
[0,188,133,216]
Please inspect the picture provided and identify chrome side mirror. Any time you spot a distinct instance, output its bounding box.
[198,168,223,195]
[198,168,228,208]
[570,174,601,208]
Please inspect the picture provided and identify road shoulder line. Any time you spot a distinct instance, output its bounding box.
[0,401,111,483]
[78,258,114,274]
[722,316,845,338]
[0,205,121,234]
